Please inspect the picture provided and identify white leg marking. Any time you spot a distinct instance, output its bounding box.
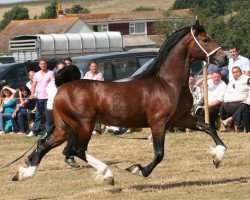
[85,151,114,185]
[18,166,38,181]
[210,145,226,161]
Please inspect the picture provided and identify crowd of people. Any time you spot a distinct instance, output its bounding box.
[0,46,249,140]
[190,46,250,133]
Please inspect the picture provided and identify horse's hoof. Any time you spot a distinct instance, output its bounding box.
[12,171,20,181]
[104,176,115,186]
[213,158,221,168]
[210,145,226,168]
[125,164,143,176]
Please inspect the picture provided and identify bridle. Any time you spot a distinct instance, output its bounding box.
[191,27,221,64]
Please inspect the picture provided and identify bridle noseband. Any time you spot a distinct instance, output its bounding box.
[191,27,221,64]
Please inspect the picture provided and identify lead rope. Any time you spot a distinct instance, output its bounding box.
[0,124,55,169]
[190,27,221,64]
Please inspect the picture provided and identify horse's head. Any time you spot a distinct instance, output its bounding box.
[189,20,228,67]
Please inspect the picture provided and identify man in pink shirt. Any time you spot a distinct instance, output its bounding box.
[27,58,54,137]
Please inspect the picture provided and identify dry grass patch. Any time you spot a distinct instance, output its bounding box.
[0,129,249,200]
[0,0,175,20]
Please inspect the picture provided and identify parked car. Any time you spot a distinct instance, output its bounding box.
[0,56,15,64]
[117,58,204,82]
[0,60,57,89]
[72,50,158,81]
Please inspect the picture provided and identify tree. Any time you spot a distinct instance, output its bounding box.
[225,11,250,57]
[0,6,29,30]
[39,0,57,19]
[156,16,193,37]
[65,4,90,14]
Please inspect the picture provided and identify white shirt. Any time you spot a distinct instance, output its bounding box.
[223,74,249,102]
[46,78,58,110]
[26,80,38,97]
[208,79,227,104]
[228,55,250,82]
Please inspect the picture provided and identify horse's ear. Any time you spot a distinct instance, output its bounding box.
[194,20,200,29]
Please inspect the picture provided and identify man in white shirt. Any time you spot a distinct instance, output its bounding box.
[26,71,38,97]
[228,46,250,83]
[207,71,227,129]
[220,66,249,131]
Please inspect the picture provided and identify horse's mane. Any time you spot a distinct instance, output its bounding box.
[131,25,193,79]
[55,65,81,87]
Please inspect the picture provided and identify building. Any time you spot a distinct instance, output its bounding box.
[0,17,92,53]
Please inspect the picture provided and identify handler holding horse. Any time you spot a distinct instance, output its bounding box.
[12,21,228,185]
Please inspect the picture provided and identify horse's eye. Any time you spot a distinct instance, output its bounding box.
[202,38,209,43]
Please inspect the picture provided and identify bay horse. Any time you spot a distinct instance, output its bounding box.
[12,21,228,185]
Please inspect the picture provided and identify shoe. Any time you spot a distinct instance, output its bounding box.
[0,131,5,135]
[221,127,234,133]
[17,132,24,135]
[92,130,102,135]
[221,120,229,127]
[64,157,80,168]
[26,131,36,137]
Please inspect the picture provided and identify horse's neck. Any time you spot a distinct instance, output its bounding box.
[158,36,191,89]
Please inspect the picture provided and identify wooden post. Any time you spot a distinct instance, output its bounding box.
[203,62,209,123]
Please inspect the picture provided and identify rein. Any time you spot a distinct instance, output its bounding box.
[191,27,221,64]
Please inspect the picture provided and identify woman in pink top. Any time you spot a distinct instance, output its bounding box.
[27,58,54,137]
[222,77,250,132]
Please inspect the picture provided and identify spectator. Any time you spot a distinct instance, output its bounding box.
[222,77,250,133]
[83,61,104,134]
[0,86,16,134]
[189,73,204,115]
[220,66,249,132]
[26,71,35,90]
[207,63,229,84]
[12,86,34,135]
[46,61,66,127]
[64,57,84,79]
[228,46,250,83]
[198,71,227,129]
[48,62,81,168]
[26,58,54,137]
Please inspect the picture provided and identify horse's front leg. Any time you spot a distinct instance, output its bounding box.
[175,113,227,168]
[12,128,68,181]
[126,124,166,177]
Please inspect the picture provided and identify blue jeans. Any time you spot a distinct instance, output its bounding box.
[32,99,49,134]
[0,113,12,131]
[12,109,27,132]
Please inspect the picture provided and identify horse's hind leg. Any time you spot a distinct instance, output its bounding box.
[73,125,114,185]
[12,126,70,181]
[175,114,227,168]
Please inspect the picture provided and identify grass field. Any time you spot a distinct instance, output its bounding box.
[0,129,249,200]
[0,0,175,20]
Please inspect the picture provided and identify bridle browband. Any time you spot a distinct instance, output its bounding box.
[191,27,221,64]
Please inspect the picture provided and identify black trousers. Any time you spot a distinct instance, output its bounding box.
[233,103,250,132]
[209,105,221,129]
[220,102,241,120]
[62,138,77,158]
